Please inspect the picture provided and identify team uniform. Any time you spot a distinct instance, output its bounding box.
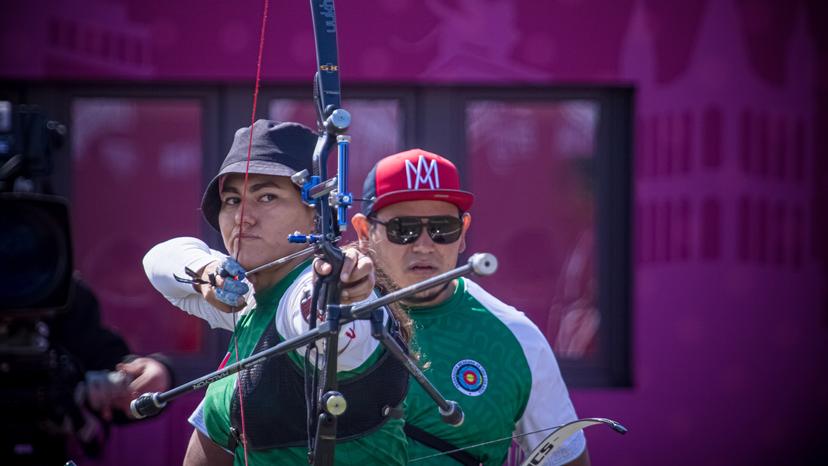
[143,237,409,466]
[405,277,585,465]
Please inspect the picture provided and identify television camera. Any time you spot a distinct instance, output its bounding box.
[0,101,130,464]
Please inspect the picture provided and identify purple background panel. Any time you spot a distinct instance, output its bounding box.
[71,98,204,354]
[3,0,827,464]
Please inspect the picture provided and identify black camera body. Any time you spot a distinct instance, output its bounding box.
[0,101,66,193]
[0,101,73,318]
[1,193,74,317]
[0,102,92,465]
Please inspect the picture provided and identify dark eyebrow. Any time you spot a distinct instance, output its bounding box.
[249,181,286,192]
[221,179,288,195]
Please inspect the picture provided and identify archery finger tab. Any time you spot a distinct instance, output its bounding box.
[215,288,243,307]
[223,279,249,295]
[220,257,247,279]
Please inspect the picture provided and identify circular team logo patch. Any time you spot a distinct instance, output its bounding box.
[451,359,488,396]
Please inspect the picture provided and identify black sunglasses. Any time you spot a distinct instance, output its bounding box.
[368,215,464,245]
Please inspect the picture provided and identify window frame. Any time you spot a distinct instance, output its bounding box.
[422,86,633,388]
[5,81,632,387]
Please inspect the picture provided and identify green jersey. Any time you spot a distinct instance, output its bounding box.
[196,263,408,466]
[405,278,584,465]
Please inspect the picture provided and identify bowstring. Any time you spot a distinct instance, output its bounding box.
[233,0,270,464]
[408,424,566,463]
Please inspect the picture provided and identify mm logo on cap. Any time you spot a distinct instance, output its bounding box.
[405,155,440,190]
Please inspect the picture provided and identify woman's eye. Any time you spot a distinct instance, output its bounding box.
[259,193,277,202]
[222,196,240,206]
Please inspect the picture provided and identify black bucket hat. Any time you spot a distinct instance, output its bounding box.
[200,119,316,231]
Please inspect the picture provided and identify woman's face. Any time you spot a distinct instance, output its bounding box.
[218,173,314,274]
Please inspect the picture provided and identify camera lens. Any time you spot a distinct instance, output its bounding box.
[0,195,72,313]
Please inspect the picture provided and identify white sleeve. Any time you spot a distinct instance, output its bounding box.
[514,332,586,465]
[275,270,382,372]
[188,398,233,455]
[142,237,252,331]
[465,279,586,465]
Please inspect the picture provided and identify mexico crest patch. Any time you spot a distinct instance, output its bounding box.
[451,359,488,396]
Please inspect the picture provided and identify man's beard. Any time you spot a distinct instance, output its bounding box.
[373,261,450,307]
[400,281,452,306]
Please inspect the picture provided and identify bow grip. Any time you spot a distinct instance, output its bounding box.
[318,242,346,310]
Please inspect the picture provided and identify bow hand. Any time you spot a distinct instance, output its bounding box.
[312,246,375,304]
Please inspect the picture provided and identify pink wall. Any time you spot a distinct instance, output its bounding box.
[3,0,826,464]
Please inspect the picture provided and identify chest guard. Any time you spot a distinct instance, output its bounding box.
[228,315,409,450]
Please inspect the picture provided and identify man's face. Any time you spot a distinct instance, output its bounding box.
[358,200,470,305]
[218,173,314,270]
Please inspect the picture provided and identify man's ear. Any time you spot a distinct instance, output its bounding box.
[458,212,472,254]
[351,213,371,243]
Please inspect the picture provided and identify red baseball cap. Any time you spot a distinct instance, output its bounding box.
[361,149,474,214]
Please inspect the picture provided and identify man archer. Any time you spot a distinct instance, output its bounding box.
[350,149,590,466]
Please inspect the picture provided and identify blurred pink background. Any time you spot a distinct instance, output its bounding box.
[2,0,826,464]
